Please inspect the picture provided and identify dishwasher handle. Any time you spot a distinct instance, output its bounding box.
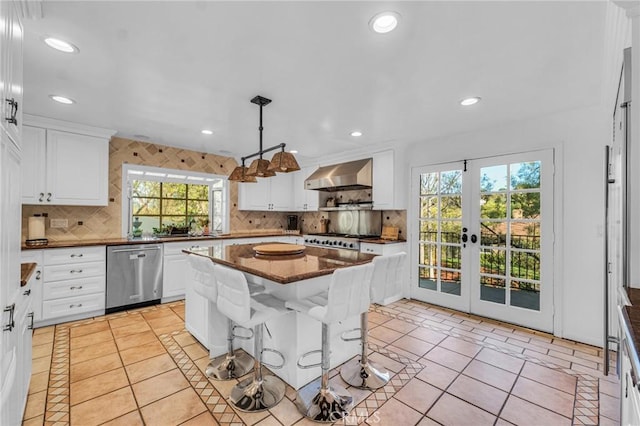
[111,246,162,254]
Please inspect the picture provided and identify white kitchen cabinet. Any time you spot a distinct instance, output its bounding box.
[372,149,405,210]
[21,116,116,206]
[0,130,22,426]
[0,0,22,148]
[38,246,106,325]
[20,250,42,323]
[163,240,214,301]
[238,172,294,211]
[293,165,319,211]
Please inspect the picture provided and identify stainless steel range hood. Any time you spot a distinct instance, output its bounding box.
[305,158,372,191]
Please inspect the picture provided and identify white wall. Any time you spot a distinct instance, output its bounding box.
[402,104,609,346]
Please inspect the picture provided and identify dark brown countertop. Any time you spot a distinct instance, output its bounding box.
[21,232,300,250]
[185,242,376,284]
[21,263,36,287]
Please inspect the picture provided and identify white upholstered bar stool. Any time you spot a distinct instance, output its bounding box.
[187,255,254,380]
[340,252,407,390]
[285,263,373,422]
[216,264,290,412]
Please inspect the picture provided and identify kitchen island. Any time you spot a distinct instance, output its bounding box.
[184,243,376,388]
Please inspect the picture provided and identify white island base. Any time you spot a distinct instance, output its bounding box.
[187,273,361,390]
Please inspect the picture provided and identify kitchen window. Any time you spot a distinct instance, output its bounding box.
[121,164,229,237]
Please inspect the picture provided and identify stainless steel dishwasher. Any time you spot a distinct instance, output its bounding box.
[106,244,163,313]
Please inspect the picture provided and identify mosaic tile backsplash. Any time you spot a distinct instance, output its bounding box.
[21,137,406,242]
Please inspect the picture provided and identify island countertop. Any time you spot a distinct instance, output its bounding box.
[184,242,376,284]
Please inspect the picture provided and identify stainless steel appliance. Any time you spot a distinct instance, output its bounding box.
[305,158,372,191]
[106,244,163,313]
[328,210,381,236]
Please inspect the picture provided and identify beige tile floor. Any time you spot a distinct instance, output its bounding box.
[23,299,620,425]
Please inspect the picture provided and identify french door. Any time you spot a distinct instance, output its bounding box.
[411,150,554,332]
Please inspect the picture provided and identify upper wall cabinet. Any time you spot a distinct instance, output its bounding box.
[21,116,116,206]
[0,0,23,147]
[238,172,294,211]
[372,149,405,210]
[293,165,319,211]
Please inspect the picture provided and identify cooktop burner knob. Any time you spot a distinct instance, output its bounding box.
[349,243,354,248]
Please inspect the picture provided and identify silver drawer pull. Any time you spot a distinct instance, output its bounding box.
[70,254,84,258]
[69,303,83,308]
[35,271,41,280]
[70,286,83,290]
[70,269,83,274]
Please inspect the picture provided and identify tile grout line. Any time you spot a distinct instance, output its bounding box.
[371,302,601,425]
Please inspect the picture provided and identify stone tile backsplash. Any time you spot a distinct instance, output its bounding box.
[21,136,406,242]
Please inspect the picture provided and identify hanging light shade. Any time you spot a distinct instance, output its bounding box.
[228,164,257,182]
[227,94,300,181]
[267,151,301,173]
[246,158,276,177]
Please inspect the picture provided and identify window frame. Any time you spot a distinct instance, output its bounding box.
[121,164,230,237]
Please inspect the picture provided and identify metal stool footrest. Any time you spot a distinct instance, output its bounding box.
[340,327,362,342]
[232,325,254,340]
[206,350,254,380]
[297,349,323,369]
[261,348,285,370]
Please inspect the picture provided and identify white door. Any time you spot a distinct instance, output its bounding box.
[412,150,554,332]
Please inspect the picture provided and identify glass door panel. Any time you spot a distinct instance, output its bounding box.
[413,163,469,312]
[413,150,553,332]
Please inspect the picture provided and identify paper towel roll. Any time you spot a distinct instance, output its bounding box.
[28,216,45,240]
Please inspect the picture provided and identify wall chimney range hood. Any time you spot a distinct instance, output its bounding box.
[305,158,372,191]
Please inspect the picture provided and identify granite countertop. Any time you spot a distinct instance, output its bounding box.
[21,231,300,250]
[361,238,407,245]
[185,243,376,284]
[21,263,36,287]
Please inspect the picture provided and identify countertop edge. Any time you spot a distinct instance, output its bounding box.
[21,232,301,250]
[20,263,37,287]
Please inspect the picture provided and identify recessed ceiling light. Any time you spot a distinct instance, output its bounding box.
[460,97,481,106]
[49,95,75,104]
[43,37,79,53]
[350,131,363,137]
[369,11,400,34]
[201,129,213,135]
[289,150,298,154]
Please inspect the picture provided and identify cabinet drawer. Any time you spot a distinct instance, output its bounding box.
[44,261,105,282]
[44,246,105,265]
[360,243,384,255]
[43,276,104,300]
[42,293,105,320]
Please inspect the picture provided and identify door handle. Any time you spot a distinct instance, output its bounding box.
[461,234,468,243]
[471,234,478,243]
[3,303,15,332]
[47,193,52,202]
[27,312,34,330]
[38,192,44,202]
[5,98,17,125]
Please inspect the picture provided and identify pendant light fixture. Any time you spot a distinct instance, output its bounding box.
[228,95,300,182]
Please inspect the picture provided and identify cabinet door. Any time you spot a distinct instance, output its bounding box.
[0,134,21,426]
[293,165,319,211]
[270,173,293,211]
[185,279,208,345]
[21,126,46,204]
[46,130,109,206]
[0,1,22,147]
[163,255,188,299]
[372,150,394,210]
[238,178,270,210]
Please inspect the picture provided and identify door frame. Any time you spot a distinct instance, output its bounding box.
[408,147,563,335]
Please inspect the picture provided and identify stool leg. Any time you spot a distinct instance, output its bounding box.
[206,319,253,380]
[340,311,390,389]
[295,323,353,422]
[230,324,285,412]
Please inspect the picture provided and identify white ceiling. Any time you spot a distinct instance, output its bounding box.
[23,1,606,162]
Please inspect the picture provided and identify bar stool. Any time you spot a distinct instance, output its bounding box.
[340,252,407,390]
[215,264,290,412]
[187,255,254,380]
[285,263,373,422]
